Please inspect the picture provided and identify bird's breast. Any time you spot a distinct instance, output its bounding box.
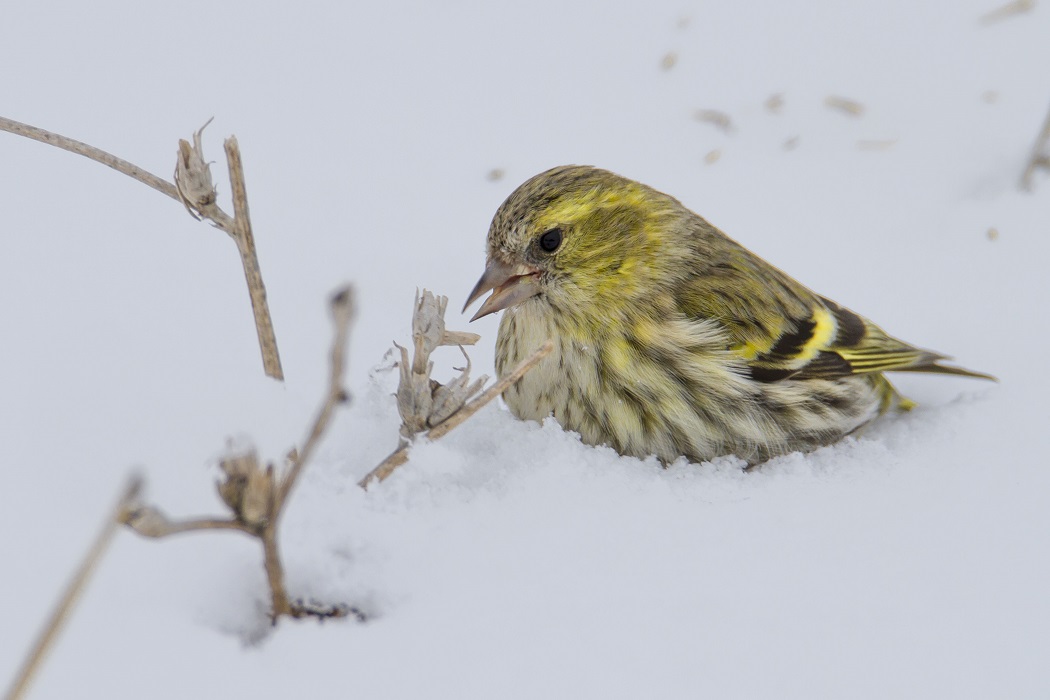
[495,299,595,424]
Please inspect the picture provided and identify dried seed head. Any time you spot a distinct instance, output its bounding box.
[393,290,489,439]
[217,448,273,527]
[429,347,487,427]
[174,118,218,218]
[395,342,432,438]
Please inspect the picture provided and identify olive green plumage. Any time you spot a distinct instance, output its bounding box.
[464,165,993,464]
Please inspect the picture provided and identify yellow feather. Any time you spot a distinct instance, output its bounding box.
[801,307,836,362]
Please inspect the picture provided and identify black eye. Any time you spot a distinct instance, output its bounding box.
[539,228,563,252]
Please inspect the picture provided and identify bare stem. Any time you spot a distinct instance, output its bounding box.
[261,523,290,621]
[359,340,554,488]
[275,286,355,511]
[124,514,256,538]
[224,137,283,380]
[0,116,178,201]
[365,443,411,488]
[4,476,141,700]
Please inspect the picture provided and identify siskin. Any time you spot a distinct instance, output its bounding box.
[464,166,994,465]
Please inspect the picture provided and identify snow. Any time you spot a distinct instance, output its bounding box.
[2,0,1049,697]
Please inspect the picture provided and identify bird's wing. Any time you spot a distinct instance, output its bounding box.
[676,251,994,383]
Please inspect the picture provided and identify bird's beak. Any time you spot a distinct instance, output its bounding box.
[463,258,542,321]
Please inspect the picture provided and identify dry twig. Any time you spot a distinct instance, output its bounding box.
[4,477,142,700]
[277,286,355,509]
[359,292,552,488]
[123,287,356,623]
[1021,104,1050,191]
[0,115,283,380]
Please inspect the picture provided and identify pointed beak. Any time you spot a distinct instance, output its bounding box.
[463,258,542,321]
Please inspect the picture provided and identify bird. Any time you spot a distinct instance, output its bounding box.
[463,165,994,465]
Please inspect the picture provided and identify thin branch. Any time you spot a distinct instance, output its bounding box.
[224,137,283,380]
[123,511,256,538]
[261,523,291,619]
[1,115,283,380]
[0,116,178,200]
[1021,104,1050,191]
[359,339,554,488]
[4,476,141,700]
[275,286,355,511]
[363,446,411,488]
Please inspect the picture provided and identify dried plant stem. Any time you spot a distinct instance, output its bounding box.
[359,339,554,488]
[0,115,283,380]
[266,287,354,617]
[125,516,255,537]
[365,443,412,487]
[261,523,291,618]
[275,287,355,510]
[1021,104,1050,191]
[4,477,141,700]
[223,137,283,380]
[0,116,177,200]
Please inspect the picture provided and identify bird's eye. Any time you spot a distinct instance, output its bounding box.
[539,228,563,252]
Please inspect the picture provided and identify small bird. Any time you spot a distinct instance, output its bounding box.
[464,166,994,465]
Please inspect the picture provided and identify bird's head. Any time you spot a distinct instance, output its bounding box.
[463,165,686,322]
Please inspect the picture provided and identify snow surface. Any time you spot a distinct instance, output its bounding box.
[2,0,1049,698]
